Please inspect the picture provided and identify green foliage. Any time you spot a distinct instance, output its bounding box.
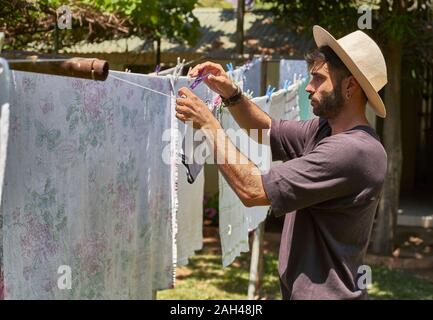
[0,0,201,51]
[261,0,433,71]
[85,0,201,45]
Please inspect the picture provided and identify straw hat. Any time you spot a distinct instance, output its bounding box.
[312,25,387,118]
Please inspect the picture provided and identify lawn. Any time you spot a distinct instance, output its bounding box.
[158,247,433,300]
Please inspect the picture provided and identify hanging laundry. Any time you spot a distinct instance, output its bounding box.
[218,83,302,267]
[0,70,178,299]
[279,59,312,121]
[242,58,262,98]
[218,95,270,267]
[176,164,204,267]
[174,76,218,184]
[278,59,309,88]
[172,77,212,266]
[177,57,262,185]
[0,58,11,300]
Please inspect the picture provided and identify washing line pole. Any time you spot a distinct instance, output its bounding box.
[247,58,269,300]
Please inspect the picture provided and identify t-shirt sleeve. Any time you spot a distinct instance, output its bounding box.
[262,135,370,217]
[269,118,318,162]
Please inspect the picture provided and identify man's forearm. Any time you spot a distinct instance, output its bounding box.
[202,120,270,208]
[225,94,272,143]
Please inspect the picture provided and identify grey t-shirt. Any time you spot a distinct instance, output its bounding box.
[261,117,387,300]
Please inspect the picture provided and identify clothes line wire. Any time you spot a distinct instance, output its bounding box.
[109,74,174,98]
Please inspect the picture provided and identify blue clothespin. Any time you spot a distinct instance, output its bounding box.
[266,85,275,103]
[189,70,211,90]
[283,80,291,90]
[226,63,234,72]
[283,80,292,96]
[154,64,161,75]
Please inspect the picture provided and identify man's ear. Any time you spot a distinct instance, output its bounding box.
[345,75,359,97]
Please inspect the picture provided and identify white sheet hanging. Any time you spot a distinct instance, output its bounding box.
[218,83,302,267]
[1,70,177,299]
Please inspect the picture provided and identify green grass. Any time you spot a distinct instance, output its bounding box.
[368,266,433,300]
[158,249,281,300]
[158,247,433,300]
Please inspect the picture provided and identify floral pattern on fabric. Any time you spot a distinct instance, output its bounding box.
[1,71,176,299]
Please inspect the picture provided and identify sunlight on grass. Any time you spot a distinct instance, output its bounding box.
[158,249,281,300]
[158,248,433,300]
[368,266,433,300]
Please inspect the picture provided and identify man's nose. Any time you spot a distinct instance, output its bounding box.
[305,83,314,95]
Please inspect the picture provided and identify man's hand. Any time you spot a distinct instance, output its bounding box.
[175,87,219,129]
[188,61,238,98]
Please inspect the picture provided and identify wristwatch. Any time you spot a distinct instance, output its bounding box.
[221,85,243,107]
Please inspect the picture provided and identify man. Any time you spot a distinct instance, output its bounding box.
[175,26,388,299]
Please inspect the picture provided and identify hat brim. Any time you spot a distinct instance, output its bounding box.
[312,25,386,118]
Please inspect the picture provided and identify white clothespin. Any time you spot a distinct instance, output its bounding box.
[172,57,185,83]
[292,73,298,86]
[244,89,254,99]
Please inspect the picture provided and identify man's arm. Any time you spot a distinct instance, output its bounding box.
[188,62,271,143]
[176,87,271,208]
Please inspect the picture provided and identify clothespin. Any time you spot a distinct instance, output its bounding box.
[282,80,292,95]
[283,80,291,90]
[265,85,275,103]
[244,89,254,99]
[172,57,185,82]
[244,60,252,71]
[154,64,161,75]
[226,62,234,73]
[189,69,211,90]
[293,73,298,86]
[298,74,303,84]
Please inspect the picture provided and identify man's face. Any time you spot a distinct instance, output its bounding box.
[305,61,345,119]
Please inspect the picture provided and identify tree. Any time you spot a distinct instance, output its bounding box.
[236,0,245,56]
[89,0,201,65]
[0,0,201,65]
[0,0,131,52]
[261,0,433,254]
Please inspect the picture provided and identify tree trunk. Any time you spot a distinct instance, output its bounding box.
[155,37,161,67]
[236,0,245,56]
[53,23,59,53]
[371,38,403,255]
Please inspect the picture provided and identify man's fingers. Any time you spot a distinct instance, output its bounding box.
[177,86,196,99]
[205,62,226,73]
[175,112,187,122]
[204,74,225,85]
[176,97,193,107]
[175,104,192,115]
[188,61,225,77]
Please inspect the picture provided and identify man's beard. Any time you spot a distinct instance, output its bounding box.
[310,86,344,119]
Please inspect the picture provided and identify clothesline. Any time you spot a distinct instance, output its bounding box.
[109,73,174,98]
[108,73,209,98]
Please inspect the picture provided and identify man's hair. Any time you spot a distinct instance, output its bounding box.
[305,45,351,81]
